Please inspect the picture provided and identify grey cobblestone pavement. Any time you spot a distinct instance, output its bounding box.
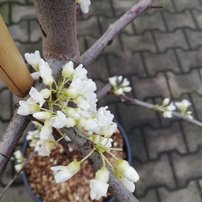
[0,0,202,201]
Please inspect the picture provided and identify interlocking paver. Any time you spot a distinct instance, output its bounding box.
[173,0,202,12]
[30,20,41,42]
[166,70,202,98]
[158,181,202,202]
[182,122,202,152]
[108,52,146,77]
[185,29,202,49]
[135,154,176,195]
[154,29,189,52]
[144,123,187,159]
[163,11,197,31]
[134,12,166,34]
[132,73,170,99]
[176,48,202,72]
[11,4,35,23]
[122,32,156,53]
[171,149,202,187]
[143,49,181,76]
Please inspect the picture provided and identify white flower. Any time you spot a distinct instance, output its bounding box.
[40,121,53,140]
[38,138,57,157]
[40,88,51,99]
[39,59,54,86]
[163,103,176,118]
[116,160,139,183]
[51,161,80,183]
[14,150,25,172]
[51,111,67,129]
[92,135,113,149]
[90,167,109,200]
[109,76,131,95]
[162,98,170,106]
[33,111,52,120]
[175,99,191,112]
[77,0,91,14]
[62,61,74,78]
[24,50,41,70]
[31,72,40,80]
[119,177,135,192]
[66,117,76,128]
[29,87,45,107]
[17,100,39,116]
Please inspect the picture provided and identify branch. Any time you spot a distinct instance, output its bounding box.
[81,0,151,66]
[33,0,80,62]
[63,127,139,202]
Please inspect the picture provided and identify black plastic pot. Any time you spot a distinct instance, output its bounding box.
[21,123,132,202]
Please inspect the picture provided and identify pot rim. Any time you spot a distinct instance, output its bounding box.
[21,122,132,202]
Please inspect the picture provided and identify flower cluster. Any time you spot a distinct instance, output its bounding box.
[14,150,25,172]
[156,98,193,119]
[17,51,139,200]
[76,0,91,14]
[109,76,132,95]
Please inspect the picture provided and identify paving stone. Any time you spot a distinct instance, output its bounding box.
[128,128,149,162]
[87,55,110,81]
[186,29,202,49]
[143,49,181,76]
[77,17,100,38]
[182,122,202,152]
[30,20,41,42]
[144,123,187,159]
[145,0,176,14]
[122,32,156,53]
[158,181,202,202]
[112,0,138,17]
[108,51,146,77]
[118,102,160,130]
[135,154,176,195]
[134,12,166,34]
[0,185,33,202]
[154,29,189,52]
[166,70,202,98]
[132,73,170,100]
[90,0,114,17]
[176,48,202,72]
[0,88,12,121]
[191,93,202,121]
[171,149,202,186]
[16,40,42,55]
[0,3,9,24]
[163,10,196,31]
[137,189,158,202]
[11,4,36,23]
[9,21,29,42]
[173,0,202,12]
[192,10,202,29]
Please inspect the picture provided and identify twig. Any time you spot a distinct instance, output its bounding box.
[81,0,151,66]
[0,151,36,200]
[119,95,202,128]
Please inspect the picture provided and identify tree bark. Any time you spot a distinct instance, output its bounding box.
[33,0,80,63]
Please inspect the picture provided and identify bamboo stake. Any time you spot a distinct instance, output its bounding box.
[0,15,33,97]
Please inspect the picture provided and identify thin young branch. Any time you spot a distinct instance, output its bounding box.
[0,151,36,199]
[81,0,151,66]
[118,94,202,127]
[63,127,139,202]
[33,0,80,63]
